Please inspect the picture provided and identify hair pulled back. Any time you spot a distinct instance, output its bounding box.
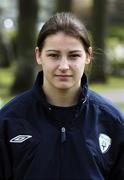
[37,12,91,53]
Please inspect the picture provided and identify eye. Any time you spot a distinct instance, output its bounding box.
[69,54,81,60]
[47,54,59,59]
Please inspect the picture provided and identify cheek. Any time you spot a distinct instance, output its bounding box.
[73,62,85,71]
[42,62,52,71]
[73,63,85,78]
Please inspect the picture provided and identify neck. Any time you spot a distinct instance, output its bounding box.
[42,85,81,107]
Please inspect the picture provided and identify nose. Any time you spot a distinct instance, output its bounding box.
[58,57,69,71]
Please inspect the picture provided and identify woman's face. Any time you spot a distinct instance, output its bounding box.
[35,32,91,92]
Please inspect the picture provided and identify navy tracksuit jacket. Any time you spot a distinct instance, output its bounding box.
[0,71,124,180]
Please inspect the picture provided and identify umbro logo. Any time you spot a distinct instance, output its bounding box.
[99,133,112,154]
[10,135,32,143]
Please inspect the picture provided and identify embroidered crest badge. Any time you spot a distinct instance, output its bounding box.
[10,135,32,143]
[99,133,111,153]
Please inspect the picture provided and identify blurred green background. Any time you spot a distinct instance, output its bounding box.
[0,0,124,113]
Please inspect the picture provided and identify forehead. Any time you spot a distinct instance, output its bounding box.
[43,32,85,51]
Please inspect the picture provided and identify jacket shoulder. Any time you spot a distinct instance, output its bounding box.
[0,90,34,119]
[88,89,124,122]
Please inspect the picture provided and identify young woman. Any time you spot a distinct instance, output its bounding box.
[0,12,124,180]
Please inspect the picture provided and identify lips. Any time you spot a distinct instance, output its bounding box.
[55,74,72,80]
[55,75,72,77]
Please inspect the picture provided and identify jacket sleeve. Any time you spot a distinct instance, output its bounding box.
[109,117,124,180]
[110,147,124,179]
[0,139,12,180]
[0,115,12,179]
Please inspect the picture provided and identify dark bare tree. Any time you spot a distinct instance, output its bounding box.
[0,34,10,67]
[56,0,72,12]
[11,0,38,94]
[90,0,108,83]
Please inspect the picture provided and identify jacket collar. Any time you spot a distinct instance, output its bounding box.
[32,71,88,106]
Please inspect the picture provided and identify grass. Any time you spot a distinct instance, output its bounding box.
[0,66,124,113]
[90,77,124,92]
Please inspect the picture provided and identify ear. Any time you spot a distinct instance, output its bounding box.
[85,47,92,64]
[35,47,42,65]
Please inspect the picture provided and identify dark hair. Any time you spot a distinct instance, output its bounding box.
[37,12,91,54]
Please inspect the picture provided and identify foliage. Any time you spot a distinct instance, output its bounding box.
[108,25,124,40]
[106,28,124,77]
[0,66,15,106]
[111,61,124,76]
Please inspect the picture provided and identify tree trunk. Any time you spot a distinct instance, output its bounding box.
[11,0,38,94]
[0,34,10,67]
[90,0,108,83]
[56,0,72,12]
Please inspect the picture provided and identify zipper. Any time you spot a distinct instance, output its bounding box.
[61,127,66,143]
[59,127,66,179]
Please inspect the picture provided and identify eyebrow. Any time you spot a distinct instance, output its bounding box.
[46,50,59,53]
[46,50,83,53]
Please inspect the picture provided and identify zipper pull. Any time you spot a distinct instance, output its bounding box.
[61,127,66,143]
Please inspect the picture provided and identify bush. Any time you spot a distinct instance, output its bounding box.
[111,60,124,76]
[106,38,124,77]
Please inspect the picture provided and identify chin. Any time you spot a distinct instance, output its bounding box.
[55,85,73,90]
[53,81,74,90]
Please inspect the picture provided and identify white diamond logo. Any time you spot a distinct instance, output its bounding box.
[99,133,111,153]
[10,135,32,143]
